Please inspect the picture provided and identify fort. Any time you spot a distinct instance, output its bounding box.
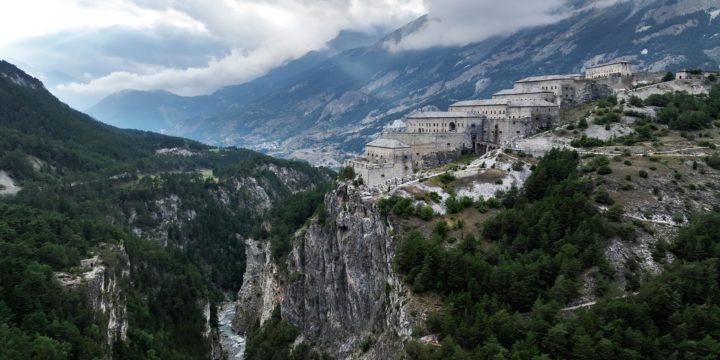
[347,61,637,187]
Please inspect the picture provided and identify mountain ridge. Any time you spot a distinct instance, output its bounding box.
[86,0,720,167]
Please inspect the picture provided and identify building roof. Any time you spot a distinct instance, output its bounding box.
[365,138,410,149]
[515,74,583,83]
[406,111,482,118]
[509,100,557,107]
[449,99,509,107]
[449,99,557,108]
[493,88,555,96]
[586,61,632,69]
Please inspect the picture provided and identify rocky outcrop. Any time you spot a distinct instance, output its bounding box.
[576,81,613,104]
[232,238,281,334]
[233,183,418,358]
[201,300,227,360]
[420,150,462,169]
[55,244,130,348]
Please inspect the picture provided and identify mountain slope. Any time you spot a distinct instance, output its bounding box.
[87,0,720,166]
[0,60,333,359]
[86,30,385,133]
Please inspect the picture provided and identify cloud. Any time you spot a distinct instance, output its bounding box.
[383,0,634,51]
[384,0,570,51]
[1,0,425,108]
[1,0,629,109]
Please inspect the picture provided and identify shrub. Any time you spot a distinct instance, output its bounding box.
[662,71,675,82]
[670,111,713,130]
[433,221,449,238]
[639,170,649,178]
[594,189,615,205]
[437,172,456,184]
[656,106,678,124]
[706,155,720,170]
[337,166,355,181]
[645,93,671,107]
[672,213,685,224]
[607,204,625,222]
[418,205,435,221]
[628,95,644,107]
[571,136,607,148]
[596,165,612,175]
[578,118,588,129]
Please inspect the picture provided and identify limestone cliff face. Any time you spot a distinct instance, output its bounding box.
[234,183,417,358]
[232,238,281,334]
[85,245,130,347]
[55,244,130,348]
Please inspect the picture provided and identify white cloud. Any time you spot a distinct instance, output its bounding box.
[1,0,629,108]
[384,0,569,51]
[0,0,425,107]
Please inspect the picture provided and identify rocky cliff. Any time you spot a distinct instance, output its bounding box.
[233,238,281,334]
[234,183,421,358]
[55,244,130,348]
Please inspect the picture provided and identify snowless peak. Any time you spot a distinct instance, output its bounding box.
[0,60,45,90]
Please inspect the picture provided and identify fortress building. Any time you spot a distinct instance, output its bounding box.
[346,61,633,187]
[344,139,414,187]
[585,61,634,79]
[676,69,720,80]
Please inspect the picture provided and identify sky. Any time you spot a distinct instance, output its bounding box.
[0,0,587,109]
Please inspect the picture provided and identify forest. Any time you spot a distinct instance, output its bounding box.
[397,149,720,359]
[0,65,333,359]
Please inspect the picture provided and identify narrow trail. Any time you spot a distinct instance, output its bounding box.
[560,293,637,312]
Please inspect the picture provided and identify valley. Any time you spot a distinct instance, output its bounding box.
[1,0,720,359]
[86,0,720,167]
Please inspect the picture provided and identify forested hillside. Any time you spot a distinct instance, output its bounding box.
[0,61,333,359]
[396,149,720,359]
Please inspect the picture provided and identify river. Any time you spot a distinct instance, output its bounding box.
[218,302,246,359]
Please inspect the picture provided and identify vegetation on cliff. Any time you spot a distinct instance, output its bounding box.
[398,149,720,359]
[0,63,333,359]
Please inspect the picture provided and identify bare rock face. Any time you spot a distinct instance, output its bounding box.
[281,183,415,359]
[232,183,417,358]
[232,238,281,334]
[55,244,130,347]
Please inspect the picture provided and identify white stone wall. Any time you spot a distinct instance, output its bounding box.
[513,79,583,104]
[586,62,633,79]
[448,104,508,119]
[364,145,410,164]
[346,158,413,187]
[381,132,471,164]
[492,92,555,103]
[406,116,482,133]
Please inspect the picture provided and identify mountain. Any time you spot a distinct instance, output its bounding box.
[0,60,333,359]
[86,30,384,133]
[85,0,720,166]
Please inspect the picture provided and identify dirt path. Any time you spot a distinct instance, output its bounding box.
[560,293,637,312]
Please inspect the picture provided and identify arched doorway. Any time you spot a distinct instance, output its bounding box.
[449,122,456,132]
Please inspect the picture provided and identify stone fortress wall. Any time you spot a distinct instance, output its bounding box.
[347,139,414,187]
[347,60,638,187]
[585,61,634,79]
